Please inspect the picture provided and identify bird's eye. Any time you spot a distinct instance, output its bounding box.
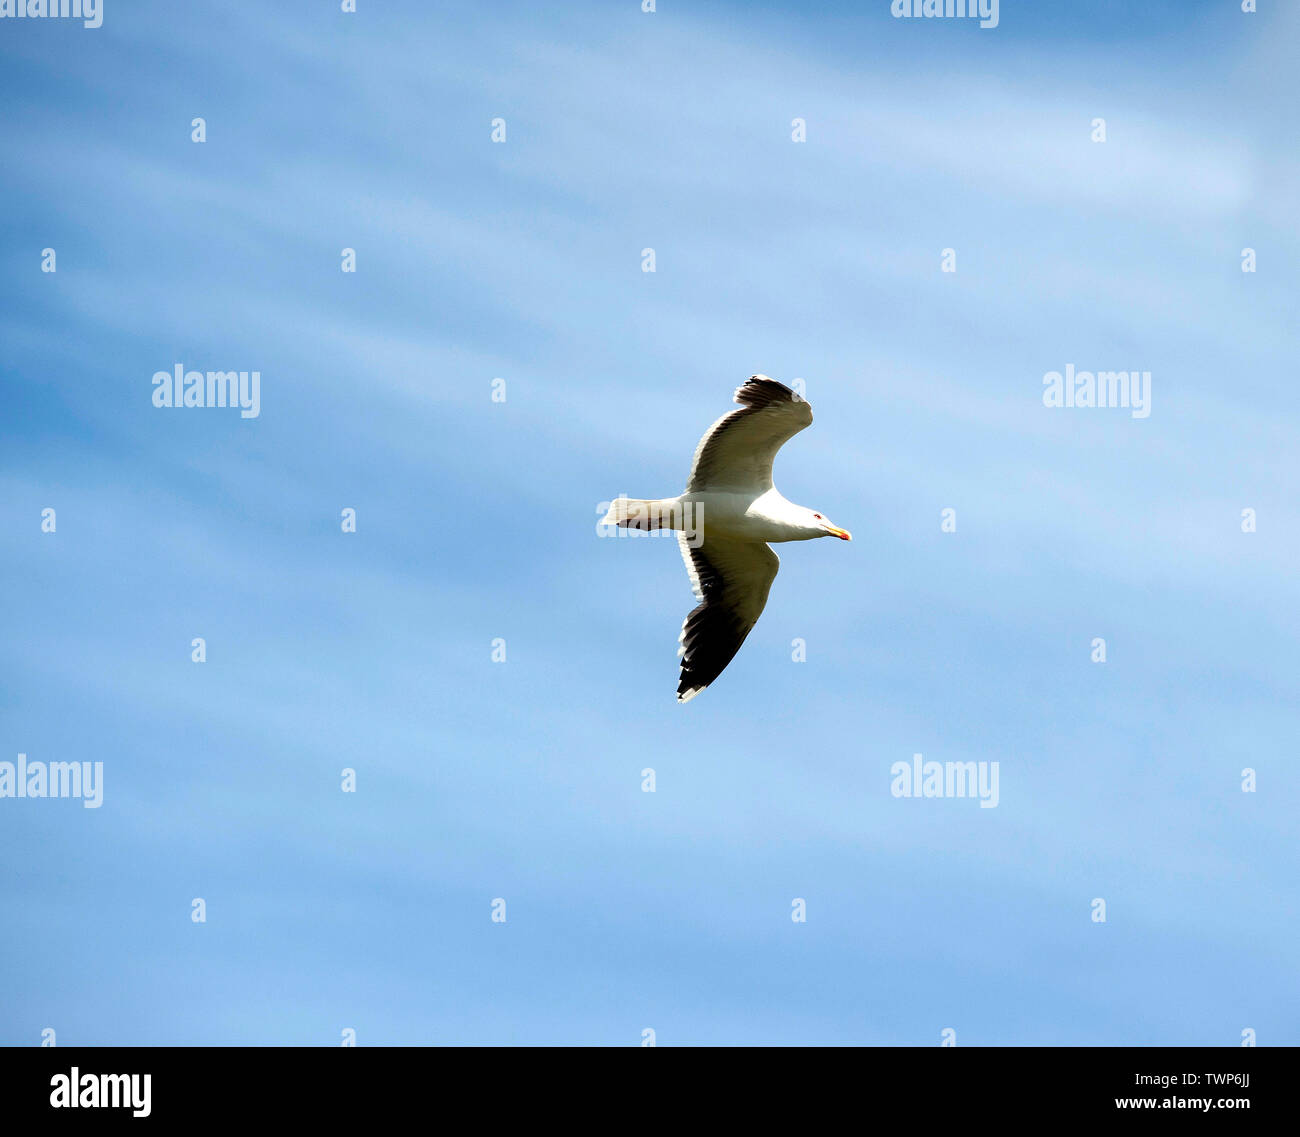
[814,513,822,520]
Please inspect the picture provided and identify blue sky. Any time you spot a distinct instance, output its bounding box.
[1,0,1296,1045]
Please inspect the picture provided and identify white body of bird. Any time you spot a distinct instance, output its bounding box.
[605,489,835,544]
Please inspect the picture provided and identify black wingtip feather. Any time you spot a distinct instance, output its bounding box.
[733,375,799,409]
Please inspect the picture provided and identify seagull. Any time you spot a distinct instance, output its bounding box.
[602,375,851,702]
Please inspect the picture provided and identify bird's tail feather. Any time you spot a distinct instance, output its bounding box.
[601,497,683,531]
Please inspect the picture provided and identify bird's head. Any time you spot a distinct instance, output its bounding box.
[808,509,851,541]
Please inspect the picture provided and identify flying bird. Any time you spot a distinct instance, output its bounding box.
[602,375,851,702]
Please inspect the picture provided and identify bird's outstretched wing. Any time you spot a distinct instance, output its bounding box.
[676,532,779,702]
[685,375,813,493]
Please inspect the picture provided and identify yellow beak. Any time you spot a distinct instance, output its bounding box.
[824,525,852,541]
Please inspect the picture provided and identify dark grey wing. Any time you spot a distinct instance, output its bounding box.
[675,532,779,702]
